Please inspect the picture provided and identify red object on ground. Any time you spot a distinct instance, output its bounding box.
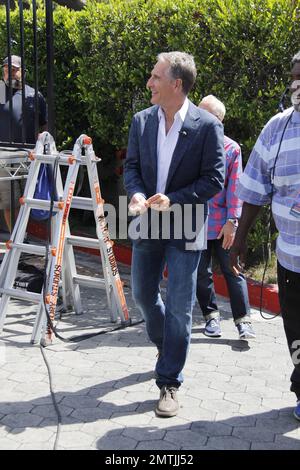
[27,221,280,315]
[212,273,280,315]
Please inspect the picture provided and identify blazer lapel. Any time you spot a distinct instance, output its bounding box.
[165,103,201,192]
[145,108,159,188]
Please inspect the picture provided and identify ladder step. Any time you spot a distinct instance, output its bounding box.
[7,242,46,256]
[22,198,62,211]
[71,196,93,211]
[0,288,41,303]
[73,274,106,289]
[67,235,99,250]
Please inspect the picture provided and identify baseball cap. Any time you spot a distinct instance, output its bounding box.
[2,55,22,68]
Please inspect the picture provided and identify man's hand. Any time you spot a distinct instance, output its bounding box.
[229,242,247,276]
[217,220,236,250]
[128,193,148,215]
[146,193,170,211]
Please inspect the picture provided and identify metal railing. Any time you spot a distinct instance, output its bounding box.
[1,0,55,148]
[0,0,55,229]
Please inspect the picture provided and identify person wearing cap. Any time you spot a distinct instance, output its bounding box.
[196,95,255,340]
[0,55,47,231]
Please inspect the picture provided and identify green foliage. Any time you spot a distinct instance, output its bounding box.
[1,0,299,155]
[69,0,300,156]
[1,0,300,257]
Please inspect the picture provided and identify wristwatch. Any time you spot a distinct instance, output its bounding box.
[227,218,238,227]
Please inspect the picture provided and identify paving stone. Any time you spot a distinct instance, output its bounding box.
[256,415,300,434]
[18,442,54,450]
[191,420,232,436]
[232,425,275,442]
[81,420,124,437]
[1,255,298,450]
[274,434,300,449]
[96,434,137,450]
[2,362,40,373]
[262,397,295,410]
[239,405,279,418]
[110,411,152,426]
[71,407,112,421]
[209,380,247,393]
[195,371,231,382]
[8,372,46,383]
[31,404,74,418]
[69,367,113,379]
[123,426,166,441]
[201,399,240,413]
[60,396,101,408]
[224,392,262,406]
[12,382,50,395]
[230,376,267,387]
[0,370,13,379]
[186,387,224,401]
[2,412,43,428]
[0,379,21,391]
[9,427,54,443]
[98,399,139,414]
[215,413,256,427]
[52,374,82,386]
[149,416,191,429]
[0,402,33,414]
[136,440,178,450]
[124,391,158,403]
[265,378,290,391]
[177,405,217,421]
[0,438,20,449]
[207,436,251,450]
[251,441,299,450]
[245,385,283,399]
[57,430,96,448]
[215,365,251,377]
[164,429,207,448]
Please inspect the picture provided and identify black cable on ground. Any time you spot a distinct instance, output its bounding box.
[258,208,278,321]
[39,344,62,450]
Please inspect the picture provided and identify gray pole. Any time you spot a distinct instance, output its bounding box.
[45,0,55,138]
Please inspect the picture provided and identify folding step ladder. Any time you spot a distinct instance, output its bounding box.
[0,132,130,345]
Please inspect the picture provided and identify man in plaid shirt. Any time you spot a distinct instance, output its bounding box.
[196,95,255,339]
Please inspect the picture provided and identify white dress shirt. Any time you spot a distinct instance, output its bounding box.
[156,98,189,194]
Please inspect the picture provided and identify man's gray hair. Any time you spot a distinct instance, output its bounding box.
[199,95,226,122]
[292,50,300,65]
[157,51,196,95]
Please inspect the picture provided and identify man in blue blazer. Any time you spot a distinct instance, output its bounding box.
[124,51,225,417]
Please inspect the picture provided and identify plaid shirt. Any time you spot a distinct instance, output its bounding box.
[207,135,243,240]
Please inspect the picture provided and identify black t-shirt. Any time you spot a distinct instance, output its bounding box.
[0,83,47,144]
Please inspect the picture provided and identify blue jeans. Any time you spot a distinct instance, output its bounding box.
[131,240,201,389]
[196,239,250,323]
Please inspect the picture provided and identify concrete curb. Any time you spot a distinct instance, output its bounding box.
[27,220,280,315]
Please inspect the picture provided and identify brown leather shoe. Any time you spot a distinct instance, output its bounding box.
[155,385,179,417]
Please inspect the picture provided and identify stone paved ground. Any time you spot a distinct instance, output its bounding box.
[0,251,299,450]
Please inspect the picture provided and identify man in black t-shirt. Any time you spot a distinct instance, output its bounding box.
[0,55,47,230]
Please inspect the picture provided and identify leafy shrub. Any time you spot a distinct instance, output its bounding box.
[1,0,299,259]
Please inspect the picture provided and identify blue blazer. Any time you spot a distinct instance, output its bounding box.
[124,100,225,249]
